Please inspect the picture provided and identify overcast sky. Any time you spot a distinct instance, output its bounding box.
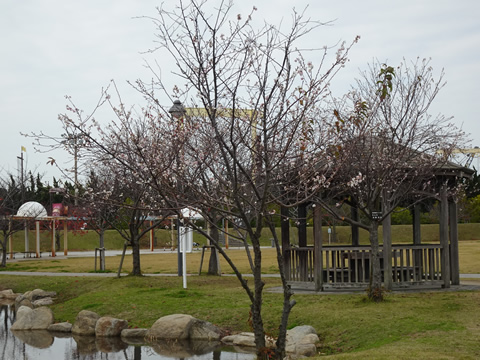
[2,0,480,184]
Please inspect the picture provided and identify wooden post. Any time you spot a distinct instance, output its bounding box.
[51,219,56,257]
[439,184,450,288]
[412,204,422,277]
[150,220,154,251]
[298,204,307,247]
[413,204,421,245]
[63,220,68,256]
[24,220,29,252]
[224,219,229,249]
[298,204,307,281]
[281,206,290,280]
[382,192,392,290]
[170,219,175,250]
[36,221,41,258]
[351,205,359,246]
[9,218,13,259]
[449,200,459,285]
[313,204,323,291]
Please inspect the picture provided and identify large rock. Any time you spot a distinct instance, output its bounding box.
[221,332,275,348]
[72,310,100,336]
[15,294,33,310]
[285,325,319,357]
[26,289,57,302]
[15,289,56,310]
[222,326,319,357]
[146,314,223,341]
[11,306,55,330]
[33,298,54,307]
[48,322,73,333]
[95,316,128,337]
[0,289,20,300]
[121,328,148,338]
[121,328,148,345]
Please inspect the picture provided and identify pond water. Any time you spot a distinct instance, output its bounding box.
[0,304,255,360]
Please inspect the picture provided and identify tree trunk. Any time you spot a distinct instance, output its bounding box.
[208,225,221,275]
[1,244,6,267]
[131,236,142,276]
[368,222,383,302]
[251,241,266,357]
[275,287,295,359]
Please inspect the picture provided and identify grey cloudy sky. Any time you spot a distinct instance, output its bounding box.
[1,0,479,183]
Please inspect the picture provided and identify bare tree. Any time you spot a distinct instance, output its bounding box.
[128,1,356,357]
[83,161,168,277]
[53,1,354,356]
[318,59,468,301]
[79,170,123,271]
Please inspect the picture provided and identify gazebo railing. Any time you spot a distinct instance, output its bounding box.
[285,244,443,287]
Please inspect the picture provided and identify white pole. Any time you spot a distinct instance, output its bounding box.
[182,228,187,289]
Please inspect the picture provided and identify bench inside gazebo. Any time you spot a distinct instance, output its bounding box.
[281,165,474,292]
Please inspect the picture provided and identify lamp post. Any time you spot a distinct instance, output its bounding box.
[169,100,187,277]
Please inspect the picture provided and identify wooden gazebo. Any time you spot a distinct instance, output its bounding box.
[281,162,474,291]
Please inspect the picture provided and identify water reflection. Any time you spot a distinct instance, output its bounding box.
[0,302,255,360]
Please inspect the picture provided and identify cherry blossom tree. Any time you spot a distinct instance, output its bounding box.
[317,59,468,301]
[53,1,355,357]
[127,1,356,357]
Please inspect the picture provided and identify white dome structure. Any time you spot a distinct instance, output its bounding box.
[180,207,203,219]
[16,201,48,218]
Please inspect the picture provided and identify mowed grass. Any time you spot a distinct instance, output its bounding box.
[2,225,480,358]
[3,240,480,274]
[0,275,480,359]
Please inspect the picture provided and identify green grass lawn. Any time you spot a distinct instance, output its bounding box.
[2,223,480,358]
[0,275,479,359]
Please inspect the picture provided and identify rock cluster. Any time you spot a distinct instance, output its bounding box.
[15,288,57,309]
[0,289,21,300]
[146,313,224,341]
[5,288,320,358]
[222,325,319,358]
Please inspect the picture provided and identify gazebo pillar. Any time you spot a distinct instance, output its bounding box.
[449,200,460,285]
[313,204,323,291]
[298,204,308,281]
[439,184,450,288]
[298,204,307,247]
[412,204,423,273]
[281,206,290,280]
[351,205,359,246]
[412,204,421,244]
[382,192,392,290]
